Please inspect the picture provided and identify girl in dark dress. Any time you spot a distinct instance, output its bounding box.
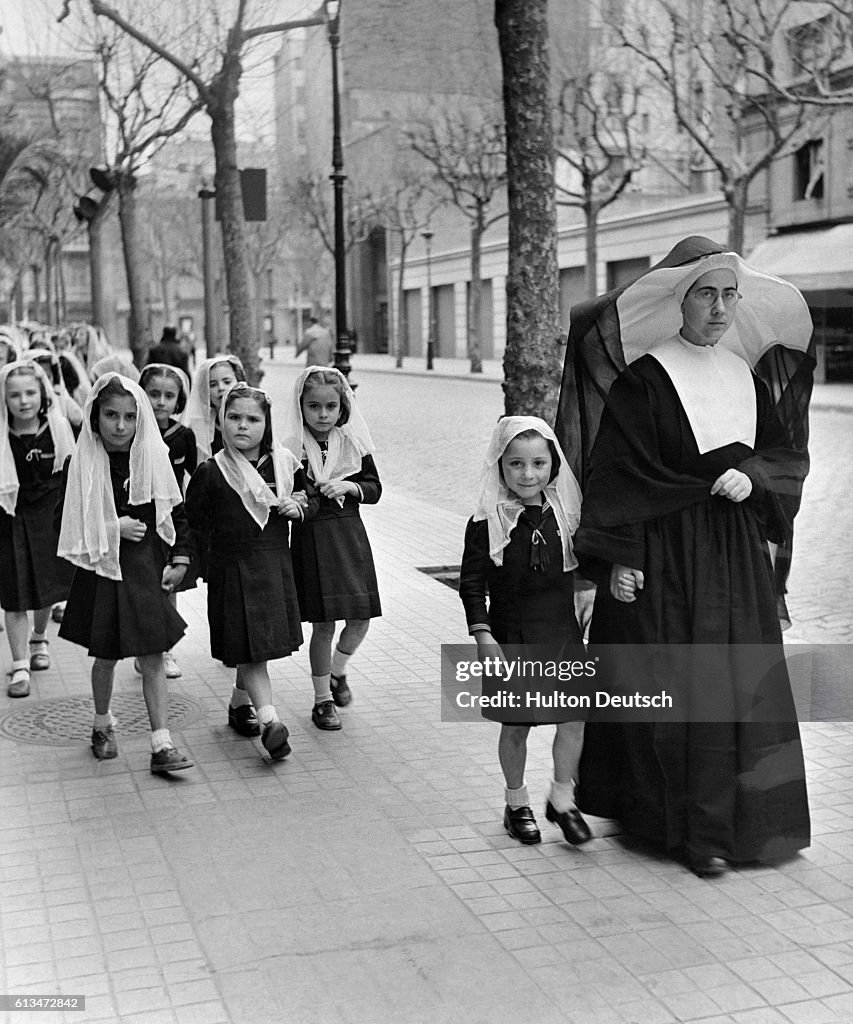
[459,417,591,847]
[185,382,305,761]
[282,367,381,732]
[0,361,76,697]
[56,373,194,775]
[573,251,812,877]
[139,363,198,680]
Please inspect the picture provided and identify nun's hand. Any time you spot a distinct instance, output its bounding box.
[711,469,753,502]
[610,564,644,603]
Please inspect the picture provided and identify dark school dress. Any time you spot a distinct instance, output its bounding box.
[162,419,199,591]
[574,354,810,864]
[459,504,586,725]
[0,423,75,611]
[56,452,190,660]
[184,455,304,666]
[289,453,382,622]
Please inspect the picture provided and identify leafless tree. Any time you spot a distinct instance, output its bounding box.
[555,67,647,298]
[619,0,853,250]
[407,106,507,374]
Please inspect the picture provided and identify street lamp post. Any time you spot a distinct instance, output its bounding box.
[324,0,353,380]
[198,185,218,357]
[422,229,435,371]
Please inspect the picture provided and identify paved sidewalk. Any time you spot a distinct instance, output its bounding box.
[1,490,853,1023]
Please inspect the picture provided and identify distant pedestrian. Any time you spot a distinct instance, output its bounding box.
[458,416,591,847]
[0,361,76,698]
[295,317,334,366]
[139,363,198,681]
[282,366,381,731]
[185,382,306,760]
[56,373,194,775]
[147,326,190,377]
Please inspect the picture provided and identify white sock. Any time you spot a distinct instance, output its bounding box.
[30,631,47,643]
[330,647,352,678]
[549,779,577,813]
[505,784,530,809]
[11,659,29,672]
[312,674,332,704]
[93,712,115,730]
[150,728,172,752]
[230,686,253,708]
[256,704,279,728]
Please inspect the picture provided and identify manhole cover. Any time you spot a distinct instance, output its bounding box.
[0,693,207,746]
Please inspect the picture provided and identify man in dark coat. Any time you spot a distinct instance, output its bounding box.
[146,327,190,376]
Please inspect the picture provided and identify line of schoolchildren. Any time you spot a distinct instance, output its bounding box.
[1,327,591,849]
[0,335,382,776]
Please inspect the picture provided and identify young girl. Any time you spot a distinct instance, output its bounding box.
[56,373,194,774]
[185,382,305,760]
[282,366,381,732]
[139,363,198,680]
[0,361,76,697]
[459,416,591,846]
[183,355,245,461]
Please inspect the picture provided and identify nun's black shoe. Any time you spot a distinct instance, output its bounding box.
[688,855,728,878]
[503,805,541,845]
[545,801,592,845]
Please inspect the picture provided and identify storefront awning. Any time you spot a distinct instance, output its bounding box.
[748,224,853,292]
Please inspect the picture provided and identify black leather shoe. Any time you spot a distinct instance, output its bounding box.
[261,721,291,760]
[688,855,728,878]
[330,673,352,707]
[545,801,592,845]
[503,805,541,845]
[228,704,260,737]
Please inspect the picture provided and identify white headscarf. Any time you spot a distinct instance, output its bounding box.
[57,373,182,581]
[140,363,191,424]
[90,352,140,383]
[617,251,813,368]
[0,360,76,516]
[213,381,301,528]
[473,416,581,571]
[183,354,244,460]
[281,366,376,488]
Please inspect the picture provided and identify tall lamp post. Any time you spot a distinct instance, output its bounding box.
[323,0,353,380]
[422,229,435,371]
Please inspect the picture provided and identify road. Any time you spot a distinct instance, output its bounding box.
[262,360,851,642]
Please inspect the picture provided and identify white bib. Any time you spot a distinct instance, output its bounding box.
[650,336,756,454]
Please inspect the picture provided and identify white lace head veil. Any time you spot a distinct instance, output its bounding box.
[617,251,813,366]
[473,415,581,570]
[183,354,245,460]
[0,360,76,516]
[89,352,140,384]
[213,381,301,528]
[280,365,375,483]
[57,373,182,580]
[139,363,191,420]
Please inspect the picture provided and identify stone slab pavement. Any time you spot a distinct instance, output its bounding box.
[1,485,853,1024]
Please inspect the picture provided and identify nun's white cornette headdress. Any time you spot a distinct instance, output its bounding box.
[473,416,581,570]
[617,252,813,367]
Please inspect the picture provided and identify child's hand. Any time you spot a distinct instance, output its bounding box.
[291,489,308,508]
[710,468,752,502]
[610,564,644,603]
[474,631,506,665]
[119,516,147,543]
[319,479,355,500]
[275,496,302,519]
[161,564,187,592]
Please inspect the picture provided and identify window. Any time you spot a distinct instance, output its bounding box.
[794,139,824,200]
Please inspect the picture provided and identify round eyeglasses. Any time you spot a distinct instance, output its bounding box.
[688,286,742,308]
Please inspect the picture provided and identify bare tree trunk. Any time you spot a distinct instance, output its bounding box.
[395,235,409,368]
[117,174,150,366]
[209,60,261,384]
[56,245,67,323]
[87,209,109,329]
[468,215,484,373]
[585,202,599,300]
[726,178,748,252]
[31,265,41,323]
[496,0,560,419]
